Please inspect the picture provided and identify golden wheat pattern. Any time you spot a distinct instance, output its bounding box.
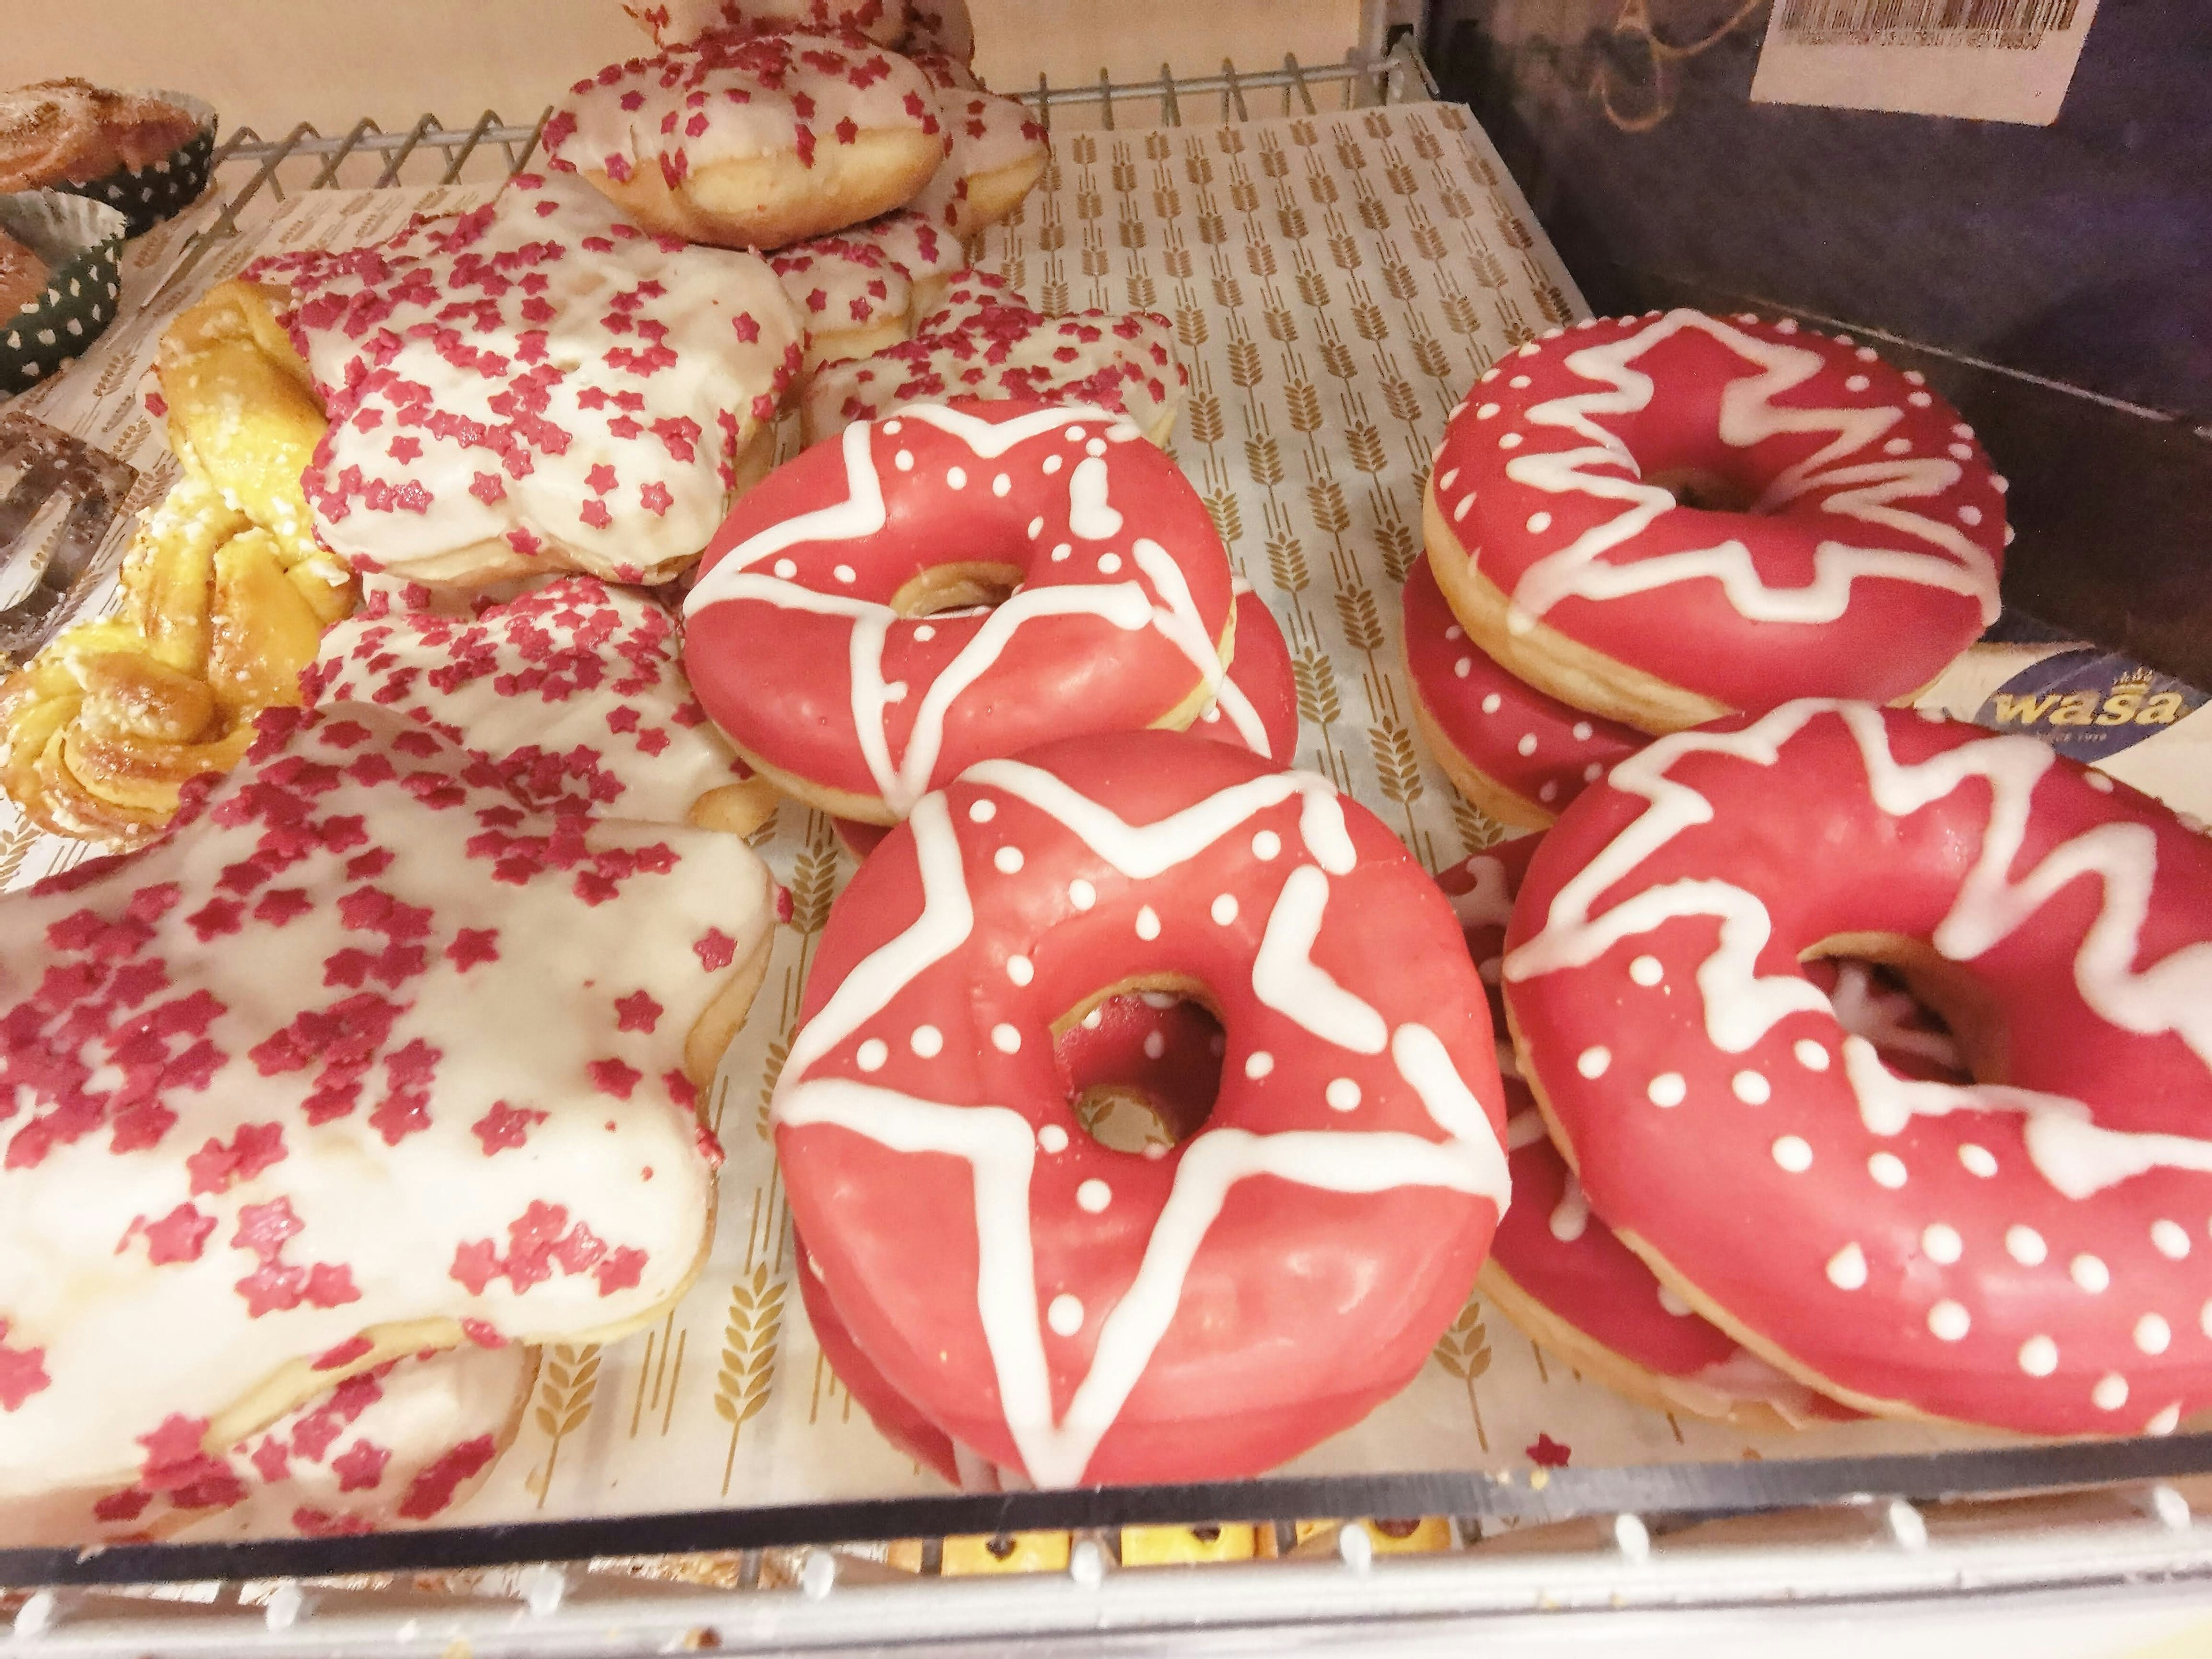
[10,107,1968,1531]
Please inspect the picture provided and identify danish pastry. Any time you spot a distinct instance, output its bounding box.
[0,476,355,850]
[544,31,945,251]
[252,170,804,588]
[770,208,960,372]
[154,279,333,574]
[904,52,1046,238]
[0,79,202,191]
[800,272,1185,445]
[0,700,775,1498]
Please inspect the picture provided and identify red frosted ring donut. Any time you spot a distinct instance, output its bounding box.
[773,729,1510,1485]
[1424,310,2006,736]
[1403,557,1642,829]
[832,585,1298,859]
[1503,700,2212,1436]
[682,399,1234,824]
[1444,839,1854,1426]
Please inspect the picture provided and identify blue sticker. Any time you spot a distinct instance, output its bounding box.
[1973,649,2206,762]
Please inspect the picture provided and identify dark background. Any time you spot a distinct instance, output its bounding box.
[1421,0,2212,682]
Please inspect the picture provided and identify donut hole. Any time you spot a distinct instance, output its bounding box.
[1800,933,1992,1084]
[1051,982,1226,1156]
[1640,465,1763,516]
[890,562,1027,618]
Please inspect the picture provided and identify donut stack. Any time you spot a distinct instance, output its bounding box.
[1408,308,2008,829]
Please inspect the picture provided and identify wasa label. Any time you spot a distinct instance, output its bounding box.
[1975,649,2205,762]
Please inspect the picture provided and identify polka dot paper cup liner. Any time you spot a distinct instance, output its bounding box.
[0,190,128,398]
[54,92,218,238]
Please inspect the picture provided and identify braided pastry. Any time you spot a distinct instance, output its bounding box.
[154,280,334,575]
[0,477,355,850]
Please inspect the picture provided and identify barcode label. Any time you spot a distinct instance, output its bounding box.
[1775,0,2083,48]
[1752,0,2099,123]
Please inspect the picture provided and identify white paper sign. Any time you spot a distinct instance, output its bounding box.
[1751,0,2101,126]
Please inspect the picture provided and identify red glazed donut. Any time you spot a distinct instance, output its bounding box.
[1425,310,2006,736]
[1403,557,1641,829]
[773,729,1510,1486]
[683,399,1235,824]
[1445,839,1853,1426]
[1503,700,2212,1436]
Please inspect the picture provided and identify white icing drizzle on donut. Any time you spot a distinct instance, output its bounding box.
[1493,311,2001,632]
[1822,959,1963,1073]
[775,766,1507,1486]
[1508,699,2212,1202]
[685,403,1224,815]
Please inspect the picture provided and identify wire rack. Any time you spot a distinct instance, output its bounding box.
[19,35,2212,1655]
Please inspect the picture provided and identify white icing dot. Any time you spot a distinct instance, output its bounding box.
[2005,525,2016,546]
[1883,438,1912,456]
[1480,692,1503,714]
[1908,391,1933,407]
[1845,374,1870,392]
[894,449,914,471]
[1869,1152,1908,1188]
[1628,955,1663,987]
[946,466,967,489]
[1509,374,1532,389]
[1948,442,1973,460]
[1081,1008,1103,1029]
[1042,454,1064,475]
[1077,1179,1112,1213]
[1922,1223,1963,1264]
[1648,1072,1687,1108]
[1027,516,1045,539]
[1006,954,1034,986]
[1066,426,1087,441]
[993,472,1012,497]
[1498,432,1524,449]
[1444,623,1464,641]
[2149,1404,2182,1435]
[1577,1046,1611,1079]
[2072,1253,2111,1293]
[1051,542,1073,562]
[1453,494,1475,523]
[994,846,1024,874]
[882,681,909,704]
[1438,470,1460,492]
[1097,553,1122,574]
[1657,1285,1694,1317]
[1731,1070,1770,1105]
[2085,771,2114,792]
[2005,1225,2047,1265]
[914,624,937,642]
[1526,512,1552,533]
[1854,346,1877,361]
[1325,1078,1361,1112]
[1993,475,2009,494]
[833,563,857,584]
[1038,1123,1069,1153]
[774,558,799,578]
[1794,1039,1830,1071]
[856,1038,888,1072]
[1142,1031,1165,1060]
[1584,762,1603,783]
[1135,906,1161,941]
[2018,1335,2058,1377]
[1927,1300,1971,1341]
[1571,721,1593,741]
[1251,831,1282,861]
[1475,402,1499,419]
[1086,438,1107,457]
[1959,503,1983,525]
[1539,782,1559,804]
[1210,893,1238,926]
[1772,1134,1813,1172]
[991,1024,1022,1054]
[1959,1143,1998,1177]
[1516,733,1539,757]
[1826,1243,1868,1290]
[911,1024,945,1058]
[2137,1313,2173,1355]
[2201,1300,2212,1339]
[1904,370,1926,384]
[2153,1219,2191,1260]
[1445,658,1469,683]
[1776,319,1798,333]
[969,800,998,823]
[1245,1050,1274,1080]
[2093,1373,2130,1411]
[1047,1293,1084,1336]
[1069,878,1096,910]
